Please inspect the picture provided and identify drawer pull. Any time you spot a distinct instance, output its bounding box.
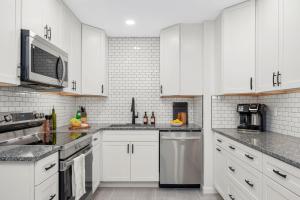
[45,163,56,171]
[217,139,222,143]
[49,194,56,200]
[228,166,235,172]
[245,154,254,160]
[229,194,235,200]
[273,169,287,179]
[245,179,254,187]
[93,138,98,141]
[229,145,236,150]
[216,148,221,152]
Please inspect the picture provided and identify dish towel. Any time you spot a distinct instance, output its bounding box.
[72,154,86,200]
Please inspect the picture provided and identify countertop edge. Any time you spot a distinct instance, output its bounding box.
[212,128,300,170]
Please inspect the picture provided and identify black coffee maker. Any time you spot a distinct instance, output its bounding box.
[237,104,266,132]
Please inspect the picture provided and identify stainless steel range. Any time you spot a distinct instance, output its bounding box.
[0,112,93,200]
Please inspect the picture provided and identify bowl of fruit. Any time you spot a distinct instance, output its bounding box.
[170,119,184,127]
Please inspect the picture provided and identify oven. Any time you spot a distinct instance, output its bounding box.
[59,144,93,200]
[21,29,68,88]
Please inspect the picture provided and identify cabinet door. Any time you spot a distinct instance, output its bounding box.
[263,176,300,200]
[62,9,82,94]
[214,145,227,198]
[102,142,130,182]
[21,0,44,37]
[256,0,280,92]
[35,173,59,200]
[0,0,20,86]
[43,0,62,47]
[130,142,159,182]
[180,24,203,96]
[222,0,256,94]
[92,144,101,193]
[160,25,180,96]
[281,0,300,90]
[82,24,107,96]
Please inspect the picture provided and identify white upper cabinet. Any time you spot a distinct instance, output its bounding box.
[82,24,108,96]
[281,0,300,90]
[160,23,203,96]
[0,0,21,86]
[61,5,82,95]
[256,0,280,92]
[256,0,300,92]
[22,0,62,47]
[160,25,180,96]
[221,0,256,94]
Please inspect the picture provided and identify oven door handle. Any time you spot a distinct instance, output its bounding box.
[60,147,92,171]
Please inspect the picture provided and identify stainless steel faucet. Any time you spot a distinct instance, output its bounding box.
[131,97,138,124]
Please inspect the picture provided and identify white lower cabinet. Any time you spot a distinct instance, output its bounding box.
[0,152,59,200]
[263,175,300,200]
[92,132,101,193]
[130,142,159,182]
[35,173,59,200]
[214,132,300,200]
[102,142,131,182]
[214,145,227,197]
[102,131,159,183]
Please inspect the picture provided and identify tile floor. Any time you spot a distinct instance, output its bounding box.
[93,188,223,200]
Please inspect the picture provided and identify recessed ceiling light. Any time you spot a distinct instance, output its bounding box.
[125,19,136,26]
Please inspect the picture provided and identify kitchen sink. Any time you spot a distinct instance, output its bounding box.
[109,123,152,128]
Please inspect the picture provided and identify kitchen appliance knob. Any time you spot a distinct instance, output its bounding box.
[34,113,40,119]
[4,115,12,122]
[40,113,45,118]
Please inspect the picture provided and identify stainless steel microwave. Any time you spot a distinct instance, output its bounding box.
[21,29,68,88]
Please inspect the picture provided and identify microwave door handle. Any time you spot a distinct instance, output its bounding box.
[61,56,66,86]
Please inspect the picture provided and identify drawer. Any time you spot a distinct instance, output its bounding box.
[223,136,263,172]
[227,178,256,200]
[227,154,262,200]
[92,131,101,146]
[263,154,300,196]
[35,153,58,185]
[102,130,159,142]
[35,173,58,200]
[215,133,227,149]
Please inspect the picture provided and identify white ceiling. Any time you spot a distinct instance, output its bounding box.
[63,0,245,37]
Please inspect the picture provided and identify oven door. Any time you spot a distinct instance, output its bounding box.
[21,30,68,88]
[59,145,93,200]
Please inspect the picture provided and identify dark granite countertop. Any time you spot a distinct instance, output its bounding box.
[55,123,202,133]
[0,145,60,162]
[213,128,300,169]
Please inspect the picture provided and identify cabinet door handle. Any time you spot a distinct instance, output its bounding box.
[47,26,52,41]
[101,84,104,94]
[273,169,287,179]
[216,148,221,152]
[245,179,254,187]
[72,81,75,90]
[127,144,130,154]
[228,194,235,200]
[160,85,163,94]
[250,77,253,90]
[245,154,254,160]
[44,25,48,39]
[277,71,282,86]
[273,72,277,87]
[49,194,56,200]
[217,139,222,143]
[229,145,235,150]
[74,81,77,91]
[228,166,235,172]
[45,163,56,171]
[132,144,134,154]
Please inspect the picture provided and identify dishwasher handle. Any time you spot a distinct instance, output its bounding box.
[160,136,202,140]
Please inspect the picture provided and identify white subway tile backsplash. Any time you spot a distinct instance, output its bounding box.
[76,37,200,125]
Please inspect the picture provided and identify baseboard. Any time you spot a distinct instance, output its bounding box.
[201,186,217,194]
[100,182,159,188]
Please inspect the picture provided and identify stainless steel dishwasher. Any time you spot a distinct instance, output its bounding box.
[159,131,203,188]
